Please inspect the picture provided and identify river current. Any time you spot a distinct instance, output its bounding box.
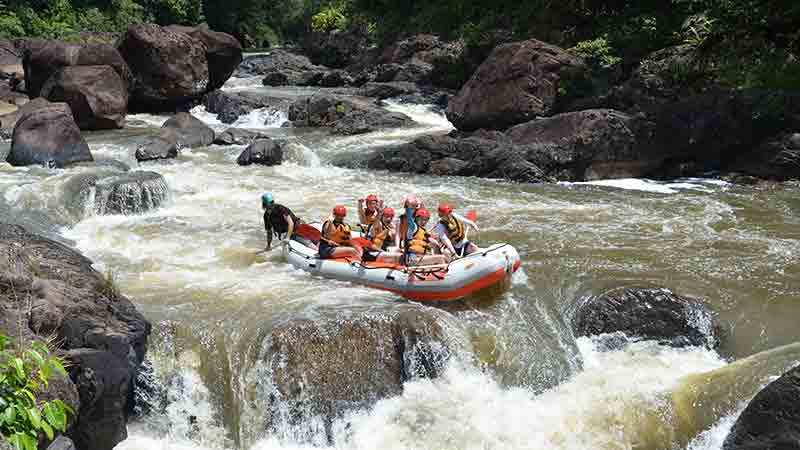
[2,77,799,450]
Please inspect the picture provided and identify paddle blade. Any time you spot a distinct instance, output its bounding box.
[351,237,373,248]
[296,224,321,241]
[466,210,477,222]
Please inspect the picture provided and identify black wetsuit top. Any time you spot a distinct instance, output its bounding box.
[264,204,300,239]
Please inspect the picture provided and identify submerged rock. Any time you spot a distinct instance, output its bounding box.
[214,128,270,146]
[161,112,215,148]
[252,307,457,440]
[94,171,170,215]
[446,39,588,131]
[0,223,150,450]
[573,287,719,348]
[8,99,92,168]
[723,364,800,450]
[135,135,178,162]
[237,139,283,166]
[202,90,288,124]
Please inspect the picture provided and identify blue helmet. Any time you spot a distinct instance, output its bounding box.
[261,192,274,207]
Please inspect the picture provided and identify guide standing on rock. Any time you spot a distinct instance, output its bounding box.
[262,192,300,251]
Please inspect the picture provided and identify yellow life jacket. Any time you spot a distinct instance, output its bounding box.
[408,227,431,255]
[322,220,351,245]
[368,220,394,250]
[441,216,465,243]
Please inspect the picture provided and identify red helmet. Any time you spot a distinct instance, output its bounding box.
[415,208,431,219]
[366,194,378,202]
[403,194,420,208]
[382,207,395,217]
[333,205,347,216]
[438,203,452,215]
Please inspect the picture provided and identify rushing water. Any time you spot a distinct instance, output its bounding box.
[2,79,800,450]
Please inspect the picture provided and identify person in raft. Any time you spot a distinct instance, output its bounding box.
[404,208,448,266]
[319,205,363,260]
[262,192,301,251]
[396,194,424,249]
[363,207,404,263]
[434,203,479,257]
[357,194,383,233]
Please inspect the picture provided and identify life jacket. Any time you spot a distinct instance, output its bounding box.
[322,220,351,245]
[408,227,431,255]
[368,220,394,251]
[440,216,465,243]
[363,208,379,226]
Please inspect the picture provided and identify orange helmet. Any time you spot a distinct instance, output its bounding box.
[333,205,347,216]
[415,208,431,219]
[382,207,395,217]
[438,203,452,215]
[366,194,378,202]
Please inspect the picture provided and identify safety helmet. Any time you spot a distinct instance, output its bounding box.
[382,207,395,218]
[333,205,347,216]
[261,192,274,207]
[415,208,431,219]
[438,203,452,216]
[366,194,379,202]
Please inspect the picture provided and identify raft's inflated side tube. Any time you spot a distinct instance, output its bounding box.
[283,224,521,302]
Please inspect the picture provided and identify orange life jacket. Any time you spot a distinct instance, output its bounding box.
[408,227,431,255]
[322,220,351,245]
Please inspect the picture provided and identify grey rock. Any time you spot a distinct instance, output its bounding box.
[8,99,92,168]
[237,139,283,166]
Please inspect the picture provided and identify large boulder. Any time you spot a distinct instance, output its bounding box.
[573,287,719,348]
[446,39,588,131]
[373,34,467,88]
[506,109,654,180]
[22,40,132,98]
[117,24,209,111]
[40,65,128,130]
[287,93,413,135]
[8,99,92,168]
[0,223,150,450]
[305,25,370,69]
[165,24,242,91]
[252,307,456,439]
[135,136,177,162]
[723,364,800,450]
[235,49,323,78]
[236,139,283,166]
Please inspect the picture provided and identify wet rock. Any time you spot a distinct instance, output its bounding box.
[237,139,283,166]
[161,112,215,148]
[256,307,455,438]
[261,71,290,86]
[40,65,128,130]
[117,24,209,111]
[165,24,242,92]
[506,109,653,180]
[430,157,469,175]
[359,81,420,99]
[46,436,76,450]
[22,40,132,98]
[789,133,800,149]
[135,135,177,162]
[446,39,588,131]
[319,69,353,87]
[236,49,322,78]
[214,128,270,146]
[8,99,92,168]
[287,93,413,135]
[723,364,800,450]
[573,287,719,348]
[94,171,170,215]
[72,157,130,172]
[0,223,150,450]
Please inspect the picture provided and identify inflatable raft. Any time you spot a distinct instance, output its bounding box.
[283,224,521,302]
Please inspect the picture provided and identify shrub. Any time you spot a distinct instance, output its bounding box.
[311,3,348,33]
[0,335,74,450]
[569,36,622,69]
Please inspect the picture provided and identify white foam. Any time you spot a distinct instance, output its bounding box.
[560,178,729,194]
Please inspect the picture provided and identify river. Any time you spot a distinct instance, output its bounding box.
[2,78,799,450]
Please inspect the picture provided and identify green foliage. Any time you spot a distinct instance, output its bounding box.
[311,2,348,33]
[569,36,622,69]
[100,269,121,299]
[0,335,74,450]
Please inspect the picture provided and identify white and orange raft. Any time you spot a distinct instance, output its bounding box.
[283,225,521,302]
